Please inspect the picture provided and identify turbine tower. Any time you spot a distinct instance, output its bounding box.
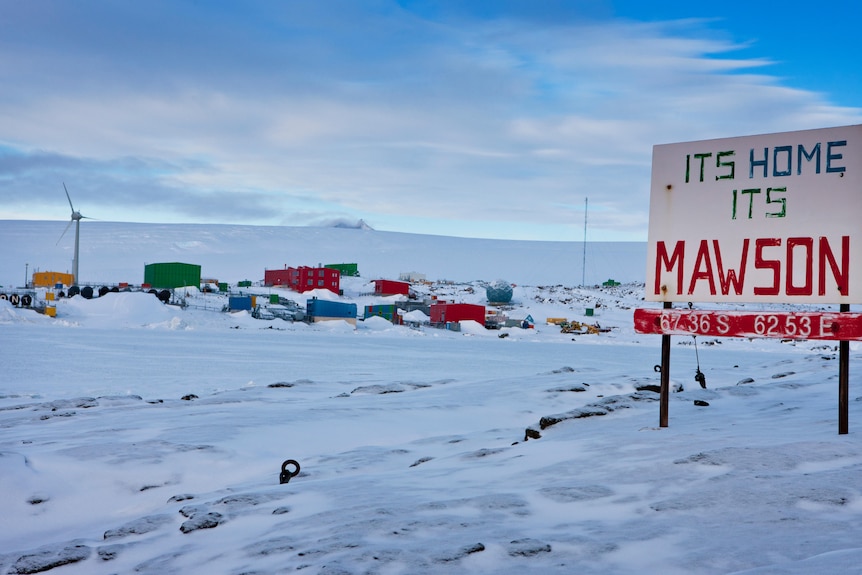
[58,183,87,287]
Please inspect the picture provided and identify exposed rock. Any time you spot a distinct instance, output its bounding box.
[434,542,485,563]
[96,544,124,561]
[539,406,609,429]
[47,397,97,410]
[167,493,195,503]
[547,384,588,393]
[531,388,669,438]
[7,543,91,574]
[179,511,223,533]
[179,504,207,518]
[351,384,405,394]
[508,538,551,557]
[39,412,75,420]
[104,514,173,540]
[629,391,660,402]
[462,447,507,459]
[635,383,661,393]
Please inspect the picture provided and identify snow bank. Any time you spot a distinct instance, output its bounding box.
[459,319,493,336]
[0,299,52,325]
[402,309,429,323]
[57,292,178,328]
[360,315,397,331]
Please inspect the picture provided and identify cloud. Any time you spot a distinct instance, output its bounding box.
[0,1,859,240]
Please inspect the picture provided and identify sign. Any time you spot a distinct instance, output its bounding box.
[646,124,862,304]
[634,308,862,341]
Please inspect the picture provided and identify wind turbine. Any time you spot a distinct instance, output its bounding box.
[57,183,88,287]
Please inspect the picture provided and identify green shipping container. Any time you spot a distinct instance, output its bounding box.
[325,263,359,277]
[237,280,252,287]
[270,294,280,304]
[144,262,202,289]
[365,304,397,321]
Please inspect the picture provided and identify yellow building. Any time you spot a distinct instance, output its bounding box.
[32,271,74,287]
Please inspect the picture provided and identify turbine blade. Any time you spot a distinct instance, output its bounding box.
[63,182,75,212]
[56,219,73,245]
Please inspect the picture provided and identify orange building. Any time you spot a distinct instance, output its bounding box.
[32,271,74,287]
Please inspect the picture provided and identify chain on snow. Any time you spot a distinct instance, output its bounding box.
[688,303,707,389]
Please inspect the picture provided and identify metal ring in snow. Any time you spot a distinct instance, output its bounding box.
[279,459,301,484]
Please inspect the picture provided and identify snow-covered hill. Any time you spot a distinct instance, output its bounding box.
[0,220,646,289]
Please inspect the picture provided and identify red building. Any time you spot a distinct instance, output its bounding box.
[264,266,340,294]
[429,301,485,326]
[373,279,410,297]
[264,268,291,287]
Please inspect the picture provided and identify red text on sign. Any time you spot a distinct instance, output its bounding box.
[654,236,849,297]
[633,309,862,341]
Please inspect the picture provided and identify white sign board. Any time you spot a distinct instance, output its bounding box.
[646,124,862,304]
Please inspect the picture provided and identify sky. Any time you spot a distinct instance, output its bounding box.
[0,0,860,241]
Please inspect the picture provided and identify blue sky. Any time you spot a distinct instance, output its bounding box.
[0,0,859,241]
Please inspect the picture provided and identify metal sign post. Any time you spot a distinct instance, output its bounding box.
[840,304,850,434]
[659,302,671,428]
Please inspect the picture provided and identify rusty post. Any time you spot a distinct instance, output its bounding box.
[839,303,849,435]
[660,302,672,427]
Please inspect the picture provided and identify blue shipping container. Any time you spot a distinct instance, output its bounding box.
[229,296,253,311]
[307,298,357,318]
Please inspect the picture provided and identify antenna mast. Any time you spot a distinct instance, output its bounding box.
[582,197,588,287]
